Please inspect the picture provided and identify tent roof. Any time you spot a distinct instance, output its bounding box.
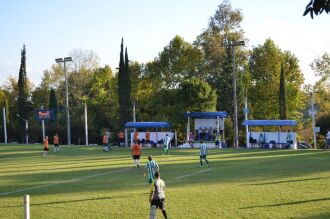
[124,122,171,129]
[242,120,297,126]
[184,111,228,118]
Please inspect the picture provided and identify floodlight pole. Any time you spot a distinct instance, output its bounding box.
[222,41,245,148]
[3,106,7,143]
[186,111,190,143]
[133,101,136,123]
[84,102,88,146]
[41,105,45,140]
[311,93,317,149]
[244,97,250,148]
[55,57,72,145]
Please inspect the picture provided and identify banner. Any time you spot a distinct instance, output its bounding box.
[34,109,56,121]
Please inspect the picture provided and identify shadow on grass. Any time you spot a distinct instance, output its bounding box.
[0,195,128,208]
[243,176,330,186]
[240,197,330,209]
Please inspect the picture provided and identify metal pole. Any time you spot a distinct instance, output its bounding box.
[223,118,226,147]
[25,120,28,144]
[222,41,244,148]
[3,107,7,143]
[232,46,239,148]
[311,94,317,149]
[244,98,249,148]
[24,195,30,219]
[64,61,71,145]
[41,106,45,141]
[133,101,136,123]
[84,102,88,146]
[124,128,128,147]
[175,131,177,148]
[187,114,190,142]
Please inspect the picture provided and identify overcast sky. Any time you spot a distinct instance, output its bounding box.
[0,0,329,87]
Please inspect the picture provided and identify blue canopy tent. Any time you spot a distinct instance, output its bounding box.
[125,122,171,129]
[184,111,228,119]
[124,122,173,147]
[242,120,297,149]
[183,112,228,147]
[242,120,297,126]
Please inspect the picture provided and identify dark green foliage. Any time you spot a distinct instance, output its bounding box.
[316,112,330,136]
[0,90,6,107]
[16,45,32,142]
[17,45,29,118]
[279,62,287,119]
[117,39,132,130]
[176,77,217,113]
[304,0,330,18]
[217,47,234,113]
[49,88,58,110]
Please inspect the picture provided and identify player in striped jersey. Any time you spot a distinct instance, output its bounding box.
[162,134,171,155]
[144,155,159,184]
[149,171,168,219]
[199,140,210,167]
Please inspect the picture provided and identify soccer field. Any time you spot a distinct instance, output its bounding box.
[0,144,330,219]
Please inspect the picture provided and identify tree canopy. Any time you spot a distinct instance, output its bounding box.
[304,0,330,18]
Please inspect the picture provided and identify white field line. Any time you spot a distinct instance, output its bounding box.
[0,168,131,197]
[175,168,212,180]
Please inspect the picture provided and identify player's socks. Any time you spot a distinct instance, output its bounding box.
[162,210,168,219]
[150,205,157,219]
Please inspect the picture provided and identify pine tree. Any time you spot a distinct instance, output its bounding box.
[279,62,287,119]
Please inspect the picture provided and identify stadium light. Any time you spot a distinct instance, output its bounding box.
[222,40,245,148]
[55,56,73,145]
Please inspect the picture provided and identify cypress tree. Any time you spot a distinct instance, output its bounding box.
[279,62,287,119]
[17,45,30,141]
[124,47,132,119]
[118,38,132,130]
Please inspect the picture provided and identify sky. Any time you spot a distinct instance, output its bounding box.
[0,0,329,87]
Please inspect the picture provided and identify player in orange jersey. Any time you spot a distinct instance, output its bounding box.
[131,141,142,167]
[43,136,49,157]
[53,133,60,152]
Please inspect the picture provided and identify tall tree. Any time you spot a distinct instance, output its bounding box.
[117,39,132,130]
[17,45,32,141]
[249,39,305,120]
[147,35,204,89]
[195,0,247,113]
[279,62,287,119]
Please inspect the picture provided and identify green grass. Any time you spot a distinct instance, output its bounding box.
[0,144,330,219]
